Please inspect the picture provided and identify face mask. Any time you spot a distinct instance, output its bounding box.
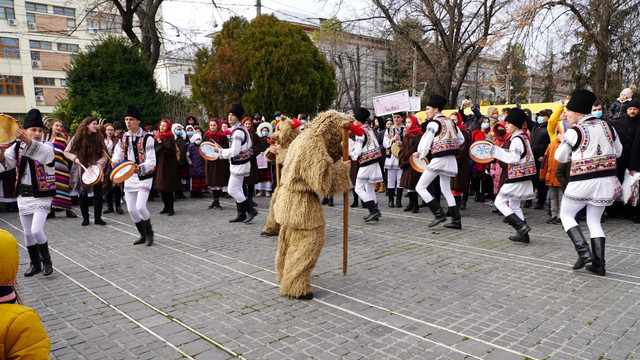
[261,131,269,137]
[497,129,506,136]
[187,131,194,137]
[592,111,602,119]
[537,116,544,124]
[481,123,490,130]
[175,130,182,136]
[195,140,202,145]
[275,117,280,121]
[498,116,505,121]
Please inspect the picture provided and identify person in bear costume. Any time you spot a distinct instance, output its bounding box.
[273,110,352,299]
[261,116,303,237]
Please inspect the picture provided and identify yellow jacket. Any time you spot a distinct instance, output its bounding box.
[0,229,50,360]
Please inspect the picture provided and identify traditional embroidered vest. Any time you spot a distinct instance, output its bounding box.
[430,116,460,158]
[230,127,253,165]
[506,133,537,183]
[569,118,617,181]
[358,125,383,166]
[121,132,155,180]
[14,141,56,197]
[385,126,404,158]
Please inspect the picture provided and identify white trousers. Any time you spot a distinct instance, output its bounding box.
[355,180,377,203]
[560,201,606,238]
[386,169,403,189]
[19,212,48,246]
[228,174,246,203]
[416,170,455,206]
[125,190,150,223]
[495,194,524,220]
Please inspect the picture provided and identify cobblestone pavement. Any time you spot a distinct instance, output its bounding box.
[2,192,640,360]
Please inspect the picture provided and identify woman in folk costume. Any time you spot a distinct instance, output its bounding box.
[211,104,258,223]
[382,112,405,208]
[45,118,77,218]
[489,108,536,243]
[413,94,465,229]
[64,117,109,226]
[449,112,471,215]
[350,107,384,222]
[0,109,56,276]
[173,122,188,199]
[203,117,230,210]
[111,105,156,246]
[103,122,124,215]
[555,89,623,276]
[255,122,274,197]
[186,133,207,198]
[154,119,180,216]
[398,115,423,213]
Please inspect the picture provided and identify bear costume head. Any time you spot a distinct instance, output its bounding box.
[270,115,301,149]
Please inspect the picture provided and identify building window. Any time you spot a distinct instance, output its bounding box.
[52,6,74,16]
[184,74,190,86]
[57,43,78,52]
[86,11,122,33]
[25,2,46,13]
[0,37,19,58]
[61,79,67,87]
[0,76,23,96]
[26,12,34,22]
[30,51,39,60]
[29,40,51,50]
[34,87,43,96]
[34,77,54,86]
[67,18,75,27]
[0,0,15,19]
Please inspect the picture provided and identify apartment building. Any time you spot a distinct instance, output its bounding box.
[0,0,122,119]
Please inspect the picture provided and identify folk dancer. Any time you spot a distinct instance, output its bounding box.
[111,105,157,246]
[555,89,622,276]
[0,109,56,276]
[413,94,465,229]
[383,112,405,208]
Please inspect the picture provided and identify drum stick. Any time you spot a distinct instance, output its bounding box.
[340,121,350,276]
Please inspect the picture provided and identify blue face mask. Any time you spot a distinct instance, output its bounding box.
[592,110,603,119]
[537,116,544,124]
[187,131,194,137]
[261,131,269,137]
[498,116,505,121]
[175,130,182,136]
[481,123,490,130]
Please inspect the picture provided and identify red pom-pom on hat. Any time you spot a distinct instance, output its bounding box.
[291,117,303,129]
[349,123,365,136]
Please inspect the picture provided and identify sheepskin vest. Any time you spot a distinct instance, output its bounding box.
[430,115,460,158]
[14,141,56,197]
[230,127,253,165]
[569,117,617,181]
[505,133,537,183]
[358,125,382,166]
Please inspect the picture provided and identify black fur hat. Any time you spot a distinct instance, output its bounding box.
[426,94,447,111]
[228,104,244,120]
[566,89,596,114]
[353,107,371,123]
[124,104,142,120]
[505,108,527,129]
[23,108,44,129]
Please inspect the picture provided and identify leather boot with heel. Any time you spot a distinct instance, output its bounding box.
[24,245,41,277]
[395,188,403,208]
[38,242,53,276]
[504,214,530,243]
[387,188,395,208]
[426,200,446,227]
[443,205,461,229]
[567,226,593,270]
[585,237,605,276]
[133,221,146,245]
[229,202,247,223]
[244,200,258,223]
[363,201,381,222]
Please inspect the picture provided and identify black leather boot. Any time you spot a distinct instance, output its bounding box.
[350,189,359,208]
[443,205,461,229]
[585,237,605,276]
[38,242,53,276]
[24,245,41,277]
[114,187,124,214]
[426,200,446,227]
[396,188,403,208]
[80,194,90,226]
[412,193,420,213]
[144,219,154,246]
[322,197,329,205]
[230,202,247,223]
[244,200,258,223]
[133,221,146,245]
[388,188,395,208]
[404,192,414,212]
[363,201,381,222]
[94,188,107,225]
[328,197,334,207]
[567,226,593,270]
[104,189,114,214]
[504,214,530,243]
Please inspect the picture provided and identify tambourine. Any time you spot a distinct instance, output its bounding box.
[110,160,136,183]
[410,156,429,173]
[469,140,495,163]
[390,143,400,158]
[0,114,19,145]
[81,164,103,186]
[199,141,219,161]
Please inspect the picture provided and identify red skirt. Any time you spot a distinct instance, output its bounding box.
[259,167,272,183]
[190,176,207,192]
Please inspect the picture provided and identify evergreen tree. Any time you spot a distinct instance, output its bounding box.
[62,36,163,127]
[539,52,556,102]
[500,43,528,104]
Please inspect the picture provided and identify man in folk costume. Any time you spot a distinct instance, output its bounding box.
[350,107,384,222]
[489,108,537,243]
[414,94,465,229]
[555,89,622,276]
[111,105,157,246]
[383,112,405,208]
[212,104,258,223]
[0,109,56,276]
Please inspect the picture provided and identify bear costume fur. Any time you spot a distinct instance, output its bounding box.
[262,116,302,236]
[273,110,352,298]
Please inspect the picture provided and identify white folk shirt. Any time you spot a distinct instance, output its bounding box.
[112,127,156,193]
[218,123,252,177]
[417,114,464,177]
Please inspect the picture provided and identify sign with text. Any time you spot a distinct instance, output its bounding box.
[409,96,422,112]
[373,90,412,116]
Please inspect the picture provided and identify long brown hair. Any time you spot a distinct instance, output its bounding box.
[70,117,107,165]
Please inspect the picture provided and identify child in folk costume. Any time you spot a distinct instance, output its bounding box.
[203,118,230,210]
[398,115,423,213]
[255,122,273,197]
[46,118,77,218]
[489,108,536,243]
[350,107,384,222]
[383,112,405,208]
[0,109,56,276]
[211,104,259,223]
[64,117,109,226]
[413,94,465,229]
[111,105,157,246]
[103,122,124,215]
[555,89,623,276]
[186,133,207,198]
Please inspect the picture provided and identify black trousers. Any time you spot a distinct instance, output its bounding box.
[80,185,103,220]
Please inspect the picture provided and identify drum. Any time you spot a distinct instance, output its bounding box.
[110,160,136,183]
[81,165,103,186]
[390,143,400,158]
[469,140,495,164]
[199,141,219,161]
[0,114,19,145]
[410,156,429,173]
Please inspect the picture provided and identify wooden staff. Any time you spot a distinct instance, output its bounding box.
[275,153,281,188]
[340,121,351,276]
